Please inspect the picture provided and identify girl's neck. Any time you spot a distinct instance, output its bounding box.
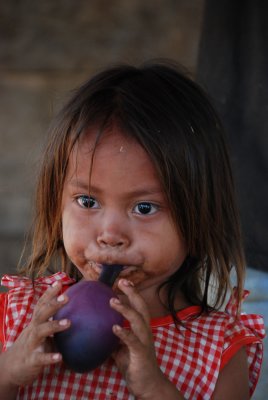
[119,286,191,319]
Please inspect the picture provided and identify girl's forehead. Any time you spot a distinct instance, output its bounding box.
[66,127,156,180]
[65,127,163,192]
[73,127,144,160]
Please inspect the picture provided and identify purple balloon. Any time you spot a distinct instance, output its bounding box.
[54,277,124,372]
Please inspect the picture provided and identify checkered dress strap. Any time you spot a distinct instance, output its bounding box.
[222,288,265,396]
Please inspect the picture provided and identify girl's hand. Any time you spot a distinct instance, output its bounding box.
[2,281,70,387]
[110,279,183,400]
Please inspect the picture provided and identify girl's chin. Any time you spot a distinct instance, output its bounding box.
[80,271,99,282]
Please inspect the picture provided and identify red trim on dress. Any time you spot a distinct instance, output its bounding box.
[220,334,262,370]
[123,305,202,328]
[0,292,7,345]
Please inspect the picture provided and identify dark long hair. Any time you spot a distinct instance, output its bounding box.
[20,60,245,315]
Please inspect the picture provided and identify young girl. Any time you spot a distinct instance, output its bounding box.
[0,61,265,400]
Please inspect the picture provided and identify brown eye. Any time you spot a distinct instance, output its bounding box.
[77,195,98,209]
[134,202,158,215]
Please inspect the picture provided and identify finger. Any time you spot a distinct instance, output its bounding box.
[34,318,71,341]
[31,351,63,367]
[117,279,151,324]
[33,282,68,323]
[38,280,63,304]
[112,324,150,354]
[110,298,152,345]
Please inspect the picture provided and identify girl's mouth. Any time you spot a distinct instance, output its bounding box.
[120,266,138,276]
[89,261,138,278]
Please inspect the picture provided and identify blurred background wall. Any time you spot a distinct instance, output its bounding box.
[0,0,204,275]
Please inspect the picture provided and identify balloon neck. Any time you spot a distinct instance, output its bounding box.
[98,264,123,287]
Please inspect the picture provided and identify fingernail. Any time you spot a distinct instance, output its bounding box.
[120,279,134,287]
[59,319,69,326]
[52,281,59,288]
[52,353,61,361]
[113,324,122,332]
[111,297,120,305]
[57,294,65,302]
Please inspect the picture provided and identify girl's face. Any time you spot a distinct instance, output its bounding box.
[61,126,187,309]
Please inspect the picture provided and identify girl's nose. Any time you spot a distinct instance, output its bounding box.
[96,214,130,248]
[97,232,129,248]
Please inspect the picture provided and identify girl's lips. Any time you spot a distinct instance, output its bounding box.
[119,266,138,277]
[89,261,138,277]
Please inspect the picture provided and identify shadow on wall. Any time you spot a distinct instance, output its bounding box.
[197,0,268,272]
[0,0,204,277]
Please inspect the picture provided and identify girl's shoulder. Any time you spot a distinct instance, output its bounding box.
[150,290,265,398]
[178,289,265,351]
[204,290,265,397]
[145,290,265,398]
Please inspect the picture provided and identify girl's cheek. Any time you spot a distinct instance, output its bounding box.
[63,235,86,265]
[62,220,86,246]
[118,270,147,288]
[76,264,100,281]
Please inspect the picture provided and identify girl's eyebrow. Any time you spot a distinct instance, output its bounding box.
[67,179,90,191]
[120,188,164,198]
[67,179,163,197]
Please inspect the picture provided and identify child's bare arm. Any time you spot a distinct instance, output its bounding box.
[110,279,185,400]
[212,347,250,400]
[0,282,70,397]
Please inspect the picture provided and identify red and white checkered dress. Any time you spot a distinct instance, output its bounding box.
[0,273,265,400]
